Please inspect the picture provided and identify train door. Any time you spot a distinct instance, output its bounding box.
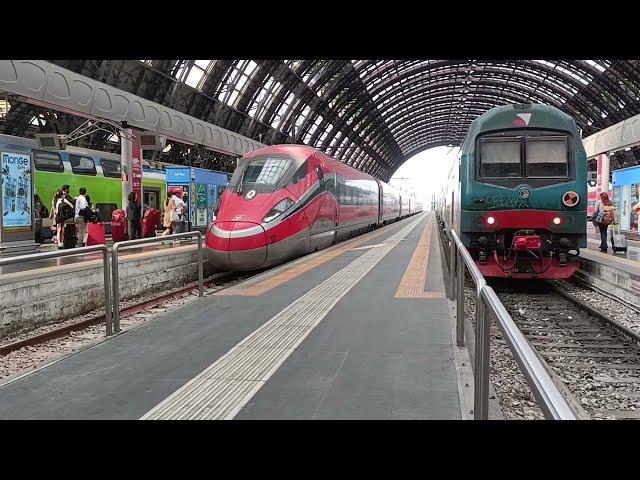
[309,161,336,249]
[143,188,160,210]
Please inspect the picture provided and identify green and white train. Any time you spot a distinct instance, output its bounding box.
[1,133,170,238]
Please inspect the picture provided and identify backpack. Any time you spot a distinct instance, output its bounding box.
[56,198,75,223]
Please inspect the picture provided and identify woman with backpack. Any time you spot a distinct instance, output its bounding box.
[593,192,616,253]
[55,190,76,249]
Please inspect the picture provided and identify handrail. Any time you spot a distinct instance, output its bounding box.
[0,245,113,336]
[481,287,576,420]
[448,227,576,420]
[110,232,204,333]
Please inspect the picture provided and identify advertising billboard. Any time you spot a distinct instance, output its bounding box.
[2,151,32,232]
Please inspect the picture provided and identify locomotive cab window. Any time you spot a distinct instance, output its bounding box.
[230,156,294,194]
[525,137,568,178]
[479,139,521,178]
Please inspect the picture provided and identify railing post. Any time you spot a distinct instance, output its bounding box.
[111,245,121,333]
[474,286,489,420]
[197,233,204,298]
[449,237,456,300]
[103,247,113,336]
[456,246,465,347]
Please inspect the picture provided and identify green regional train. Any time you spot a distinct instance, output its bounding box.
[437,103,587,279]
[0,133,168,238]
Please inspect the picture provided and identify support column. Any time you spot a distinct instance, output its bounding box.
[121,127,133,209]
[596,152,610,197]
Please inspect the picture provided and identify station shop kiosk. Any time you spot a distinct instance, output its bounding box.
[165,166,230,232]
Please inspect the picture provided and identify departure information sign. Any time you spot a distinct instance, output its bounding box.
[2,152,32,231]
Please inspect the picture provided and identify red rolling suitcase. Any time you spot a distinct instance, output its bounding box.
[111,209,127,242]
[87,222,106,246]
[143,208,160,237]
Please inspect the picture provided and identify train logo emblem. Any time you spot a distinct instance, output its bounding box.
[513,113,531,127]
[562,191,579,207]
[518,187,530,199]
[244,189,256,200]
[232,215,246,221]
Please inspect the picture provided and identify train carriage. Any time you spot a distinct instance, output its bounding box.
[439,103,587,279]
[205,144,405,271]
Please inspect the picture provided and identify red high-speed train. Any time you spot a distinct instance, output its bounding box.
[205,145,422,270]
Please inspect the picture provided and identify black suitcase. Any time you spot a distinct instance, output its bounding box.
[62,222,77,249]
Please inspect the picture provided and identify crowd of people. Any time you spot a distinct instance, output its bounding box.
[47,184,96,249]
[43,187,189,249]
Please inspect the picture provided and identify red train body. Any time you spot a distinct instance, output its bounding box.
[205,145,421,270]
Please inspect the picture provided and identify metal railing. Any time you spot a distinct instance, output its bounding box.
[449,229,577,420]
[110,232,203,333]
[0,245,113,336]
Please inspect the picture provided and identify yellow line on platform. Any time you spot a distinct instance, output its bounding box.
[394,216,446,299]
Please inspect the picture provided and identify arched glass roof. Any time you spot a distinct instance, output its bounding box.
[4,59,640,180]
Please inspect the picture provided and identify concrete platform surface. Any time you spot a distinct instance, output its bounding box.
[0,212,463,420]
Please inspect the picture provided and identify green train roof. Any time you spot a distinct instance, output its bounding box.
[461,103,584,155]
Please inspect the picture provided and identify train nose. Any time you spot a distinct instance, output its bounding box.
[206,221,268,270]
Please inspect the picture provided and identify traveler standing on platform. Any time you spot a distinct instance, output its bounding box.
[61,184,74,205]
[161,197,173,236]
[170,190,185,235]
[34,193,43,243]
[593,192,615,253]
[126,192,142,240]
[74,187,89,247]
[50,190,62,245]
[633,200,640,233]
[55,190,75,249]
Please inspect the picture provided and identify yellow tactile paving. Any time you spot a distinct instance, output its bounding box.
[394,216,446,299]
[216,222,407,297]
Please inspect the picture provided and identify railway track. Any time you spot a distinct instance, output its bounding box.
[496,282,640,420]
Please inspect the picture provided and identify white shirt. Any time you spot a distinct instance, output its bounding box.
[75,194,88,217]
[172,195,185,214]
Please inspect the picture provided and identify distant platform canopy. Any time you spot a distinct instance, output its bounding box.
[2,60,640,179]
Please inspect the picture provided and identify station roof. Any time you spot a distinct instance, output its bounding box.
[3,60,640,180]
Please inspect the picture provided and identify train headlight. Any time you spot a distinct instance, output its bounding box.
[553,216,562,225]
[486,216,496,225]
[263,198,294,223]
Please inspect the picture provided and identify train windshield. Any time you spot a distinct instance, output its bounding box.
[230,156,294,194]
[479,134,569,180]
[479,139,521,177]
[525,137,568,178]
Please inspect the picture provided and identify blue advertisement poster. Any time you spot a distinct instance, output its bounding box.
[2,152,32,231]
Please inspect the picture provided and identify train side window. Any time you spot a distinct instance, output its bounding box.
[33,150,64,173]
[69,154,97,175]
[479,139,521,178]
[288,160,308,185]
[101,159,122,178]
[525,137,568,178]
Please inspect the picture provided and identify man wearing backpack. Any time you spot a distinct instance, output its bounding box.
[593,192,615,253]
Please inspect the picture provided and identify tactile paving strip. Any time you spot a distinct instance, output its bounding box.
[394,215,446,299]
[141,214,426,420]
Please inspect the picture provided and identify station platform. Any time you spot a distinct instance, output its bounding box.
[0,240,198,278]
[0,212,467,420]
